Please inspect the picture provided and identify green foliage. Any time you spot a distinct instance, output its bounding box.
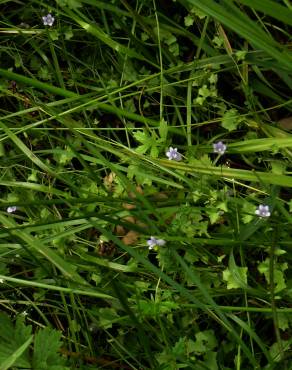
[0,314,68,370]
[33,328,67,369]
[133,129,164,158]
[221,109,243,132]
[0,0,291,368]
[170,206,209,238]
[56,0,82,9]
[0,314,31,369]
[223,266,248,289]
[258,257,288,293]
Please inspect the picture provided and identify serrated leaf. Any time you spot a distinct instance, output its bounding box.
[33,328,65,369]
[133,130,159,157]
[0,336,33,370]
[189,154,212,168]
[150,144,159,158]
[0,314,31,368]
[206,207,220,224]
[135,143,150,155]
[133,130,150,144]
[221,109,241,132]
[223,267,246,289]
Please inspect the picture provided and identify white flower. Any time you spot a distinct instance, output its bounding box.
[255,205,271,218]
[7,206,17,213]
[42,13,55,27]
[166,147,182,161]
[213,141,227,154]
[147,236,166,250]
[0,278,4,283]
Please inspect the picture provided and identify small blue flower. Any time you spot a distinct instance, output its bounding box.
[255,205,271,218]
[7,206,17,213]
[147,236,166,250]
[42,13,55,26]
[213,141,227,154]
[166,147,182,161]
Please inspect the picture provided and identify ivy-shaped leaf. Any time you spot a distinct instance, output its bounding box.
[223,266,248,289]
[192,330,217,354]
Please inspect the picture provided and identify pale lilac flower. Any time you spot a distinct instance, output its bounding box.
[213,141,227,154]
[255,205,271,218]
[147,236,166,250]
[42,13,55,26]
[7,206,17,213]
[166,147,182,161]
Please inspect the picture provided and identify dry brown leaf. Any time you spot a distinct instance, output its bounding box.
[135,221,147,229]
[278,117,292,131]
[123,216,136,224]
[122,202,136,210]
[103,172,116,191]
[122,230,139,245]
[153,192,168,201]
[115,225,126,236]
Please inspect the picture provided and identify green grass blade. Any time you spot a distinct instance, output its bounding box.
[0,335,33,370]
[0,214,88,285]
[186,0,292,70]
[238,0,292,26]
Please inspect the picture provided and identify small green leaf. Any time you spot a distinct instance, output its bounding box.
[192,330,217,354]
[64,26,74,40]
[98,308,119,329]
[224,252,248,289]
[206,207,220,224]
[49,30,59,41]
[204,351,218,370]
[241,201,255,224]
[277,313,290,331]
[223,267,248,289]
[159,118,168,141]
[221,109,241,132]
[258,258,288,293]
[184,15,195,27]
[235,50,247,61]
[190,6,207,19]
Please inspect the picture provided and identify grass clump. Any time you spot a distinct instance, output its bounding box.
[0,0,291,369]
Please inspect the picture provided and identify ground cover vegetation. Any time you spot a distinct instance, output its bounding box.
[0,0,292,369]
